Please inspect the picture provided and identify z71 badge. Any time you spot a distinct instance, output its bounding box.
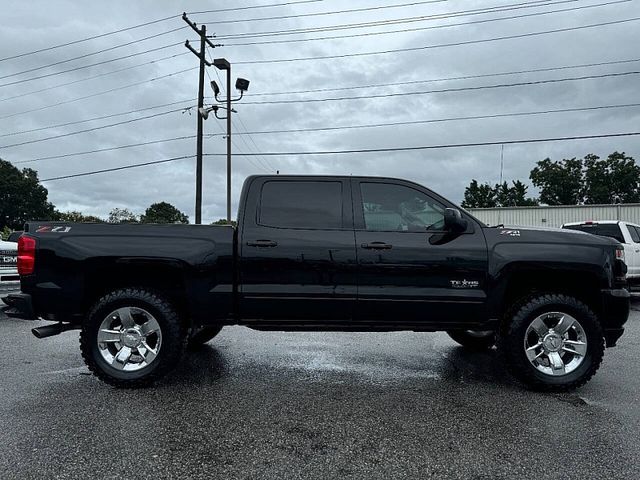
[500,229,520,237]
[36,226,72,233]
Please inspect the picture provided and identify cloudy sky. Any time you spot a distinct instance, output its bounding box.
[1,0,639,222]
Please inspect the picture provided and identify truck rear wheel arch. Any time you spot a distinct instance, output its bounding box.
[83,262,192,330]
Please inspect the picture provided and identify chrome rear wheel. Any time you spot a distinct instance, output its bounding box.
[97,307,162,372]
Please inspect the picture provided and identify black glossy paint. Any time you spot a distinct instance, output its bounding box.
[17,175,629,338]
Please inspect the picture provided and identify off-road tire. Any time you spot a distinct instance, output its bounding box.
[446,330,496,351]
[80,288,187,388]
[188,325,223,349]
[498,293,604,392]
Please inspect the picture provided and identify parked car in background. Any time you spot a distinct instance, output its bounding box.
[562,221,640,288]
[0,238,19,294]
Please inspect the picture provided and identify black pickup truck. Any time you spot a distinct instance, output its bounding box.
[2,175,630,390]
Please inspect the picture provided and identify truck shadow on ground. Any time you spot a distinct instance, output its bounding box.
[165,341,521,392]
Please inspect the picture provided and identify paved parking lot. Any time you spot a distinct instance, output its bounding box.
[1,301,639,479]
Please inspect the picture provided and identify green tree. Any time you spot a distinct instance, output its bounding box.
[55,210,104,223]
[0,159,56,230]
[461,180,497,208]
[461,180,537,208]
[582,152,640,204]
[530,157,583,205]
[211,218,237,227]
[494,180,539,207]
[140,202,189,224]
[108,208,138,224]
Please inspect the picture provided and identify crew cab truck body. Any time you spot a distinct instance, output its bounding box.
[2,175,630,391]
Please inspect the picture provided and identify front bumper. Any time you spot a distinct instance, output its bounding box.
[601,288,630,347]
[1,293,37,320]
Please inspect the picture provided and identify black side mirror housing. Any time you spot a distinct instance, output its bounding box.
[444,208,468,233]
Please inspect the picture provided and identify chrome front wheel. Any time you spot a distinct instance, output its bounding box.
[500,293,604,392]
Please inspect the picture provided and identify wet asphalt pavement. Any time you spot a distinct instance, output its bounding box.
[1,302,639,479]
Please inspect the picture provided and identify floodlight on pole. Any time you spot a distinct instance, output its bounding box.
[209,57,250,223]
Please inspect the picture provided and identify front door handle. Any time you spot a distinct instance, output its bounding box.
[361,241,392,250]
[246,239,278,247]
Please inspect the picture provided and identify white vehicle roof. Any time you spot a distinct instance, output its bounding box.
[0,239,17,251]
[563,220,640,227]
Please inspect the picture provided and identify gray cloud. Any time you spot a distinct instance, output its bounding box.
[1,0,639,222]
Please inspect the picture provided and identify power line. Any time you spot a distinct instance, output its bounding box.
[197,0,447,25]
[14,136,196,164]
[42,155,195,182]
[215,0,576,40]
[0,27,187,82]
[235,114,277,171]
[235,16,640,64]
[0,16,179,63]
[232,117,276,171]
[0,107,190,149]
[225,0,628,47]
[0,42,182,89]
[250,56,640,96]
[242,70,640,105]
[0,0,324,63]
[0,52,189,103]
[15,101,640,162]
[219,102,640,135]
[0,68,197,120]
[0,99,196,138]
[40,131,640,182]
[187,0,324,15]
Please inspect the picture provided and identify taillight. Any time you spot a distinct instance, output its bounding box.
[17,236,36,275]
[615,246,625,263]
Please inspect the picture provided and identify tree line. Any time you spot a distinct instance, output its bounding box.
[462,151,639,208]
[1,158,192,235]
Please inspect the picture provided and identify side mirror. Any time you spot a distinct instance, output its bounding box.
[444,208,467,233]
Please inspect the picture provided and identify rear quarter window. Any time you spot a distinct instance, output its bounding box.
[628,225,640,243]
[258,180,343,229]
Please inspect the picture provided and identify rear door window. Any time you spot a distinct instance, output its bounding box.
[628,225,640,243]
[259,181,343,229]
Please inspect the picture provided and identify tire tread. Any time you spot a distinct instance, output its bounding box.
[498,293,604,392]
[79,287,187,388]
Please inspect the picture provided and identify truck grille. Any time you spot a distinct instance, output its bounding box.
[0,250,17,267]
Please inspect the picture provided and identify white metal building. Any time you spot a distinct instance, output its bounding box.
[468,204,640,228]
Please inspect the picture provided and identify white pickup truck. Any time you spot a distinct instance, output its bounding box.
[562,220,640,287]
[0,238,19,294]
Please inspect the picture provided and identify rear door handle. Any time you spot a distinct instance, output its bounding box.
[246,239,278,248]
[361,242,392,250]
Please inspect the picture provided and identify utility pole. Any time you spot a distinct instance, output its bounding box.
[182,13,219,225]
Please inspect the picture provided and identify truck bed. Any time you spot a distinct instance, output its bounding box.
[20,222,236,323]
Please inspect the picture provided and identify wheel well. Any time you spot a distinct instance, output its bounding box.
[501,269,601,318]
[83,263,191,327]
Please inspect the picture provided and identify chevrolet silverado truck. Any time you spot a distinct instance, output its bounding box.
[2,175,630,391]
